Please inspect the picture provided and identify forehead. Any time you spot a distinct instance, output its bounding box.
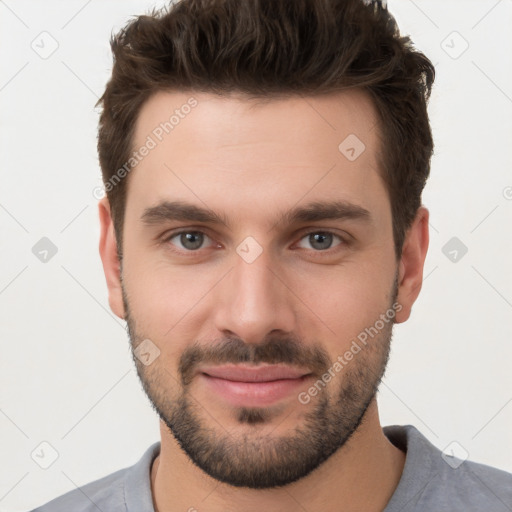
[133,88,380,157]
[126,88,387,227]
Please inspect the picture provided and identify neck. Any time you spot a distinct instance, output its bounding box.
[151,399,405,512]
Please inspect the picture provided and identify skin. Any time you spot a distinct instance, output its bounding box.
[99,89,429,511]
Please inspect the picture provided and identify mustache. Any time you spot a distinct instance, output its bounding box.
[179,335,331,386]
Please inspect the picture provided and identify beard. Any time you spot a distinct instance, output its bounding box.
[122,280,397,489]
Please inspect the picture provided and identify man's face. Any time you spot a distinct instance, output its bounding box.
[107,89,408,488]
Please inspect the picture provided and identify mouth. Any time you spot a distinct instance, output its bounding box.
[197,363,313,407]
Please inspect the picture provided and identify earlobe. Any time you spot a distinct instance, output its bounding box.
[98,198,125,320]
[394,206,429,324]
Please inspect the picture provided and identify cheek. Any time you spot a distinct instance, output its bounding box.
[121,207,211,316]
[296,260,396,351]
[122,250,219,346]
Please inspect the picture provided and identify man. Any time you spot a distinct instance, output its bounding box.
[30,0,512,510]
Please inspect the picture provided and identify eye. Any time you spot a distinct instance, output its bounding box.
[163,230,215,251]
[161,229,348,255]
[295,231,344,251]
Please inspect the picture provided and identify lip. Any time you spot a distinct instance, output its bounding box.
[197,364,312,407]
[199,363,311,382]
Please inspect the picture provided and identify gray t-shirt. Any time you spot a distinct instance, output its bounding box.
[29,424,512,511]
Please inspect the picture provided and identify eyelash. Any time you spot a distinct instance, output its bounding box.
[160,228,350,256]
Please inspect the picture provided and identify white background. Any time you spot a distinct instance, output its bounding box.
[1,0,511,510]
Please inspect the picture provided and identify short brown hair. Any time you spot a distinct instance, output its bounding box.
[96,0,435,260]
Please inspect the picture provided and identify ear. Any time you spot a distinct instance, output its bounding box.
[394,206,429,324]
[98,197,125,320]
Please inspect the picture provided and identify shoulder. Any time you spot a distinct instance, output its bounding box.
[29,468,127,512]
[414,455,512,511]
[437,457,512,509]
[384,424,512,511]
[445,460,512,500]
[27,442,160,512]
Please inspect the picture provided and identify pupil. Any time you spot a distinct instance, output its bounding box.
[182,232,202,250]
[311,232,331,250]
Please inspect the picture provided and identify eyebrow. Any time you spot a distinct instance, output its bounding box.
[140,199,371,230]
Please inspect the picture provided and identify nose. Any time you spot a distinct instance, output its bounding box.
[212,246,297,345]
